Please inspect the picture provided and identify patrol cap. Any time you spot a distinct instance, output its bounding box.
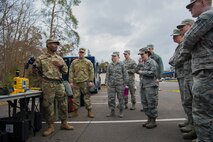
[177,19,194,29]
[123,50,130,55]
[138,47,148,55]
[147,44,154,49]
[46,38,60,45]
[186,0,197,9]
[79,48,86,53]
[171,29,181,36]
[111,51,119,57]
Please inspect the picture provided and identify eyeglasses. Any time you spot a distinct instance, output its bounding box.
[123,54,128,55]
[79,52,84,53]
[140,53,144,56]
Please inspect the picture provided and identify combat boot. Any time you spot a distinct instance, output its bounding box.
[178,120,189,127]
[130,103,136,110]
[183,129,197,140]
[118,110,124,118]
[42,124,55,136]
[146,118,157,129]
[88,109,94,118]
[142,117,151,127]
[61,121,74,130]
[106,109,115,117]
[180,124,193,133]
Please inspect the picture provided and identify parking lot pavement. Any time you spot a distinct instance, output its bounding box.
[24,81,192,142]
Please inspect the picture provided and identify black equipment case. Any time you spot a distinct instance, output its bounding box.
[0,117,30,142]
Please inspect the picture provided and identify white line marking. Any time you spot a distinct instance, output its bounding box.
[92,102,142,104]
[92,103,108,104]
[92,96,107,98]
[48,118,186,124]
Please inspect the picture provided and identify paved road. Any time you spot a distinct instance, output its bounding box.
[0,81,191,142]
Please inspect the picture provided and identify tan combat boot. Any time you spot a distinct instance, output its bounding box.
[88,109,94,118]
[72,109,78,117]
[61,121,74,130]
[42,124,55,136]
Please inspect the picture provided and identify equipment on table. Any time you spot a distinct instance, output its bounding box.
[11,57,35,94]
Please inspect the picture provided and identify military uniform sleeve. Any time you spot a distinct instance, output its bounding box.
[176,43,189,65]
[178,47,191,65]
[105,65,110,85]
[143,60,157,77]
[61,61,68,74]
[135,64,140,74]
[33,57,42,76]
[169,56,175,67]
[169,44,184,68]
[122,64,129,85]
[156,56,164,79]
[183,13,213,50]
[128,60,137,74]
[69,61,75,83]
[88,61,94,82]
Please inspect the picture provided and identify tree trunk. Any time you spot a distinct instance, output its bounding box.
[50,0,57,38]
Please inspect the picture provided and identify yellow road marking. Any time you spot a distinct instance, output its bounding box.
[162,90,180,93]
[0,102,7,106]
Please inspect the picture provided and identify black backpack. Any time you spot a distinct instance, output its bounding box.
[0,87,10,95]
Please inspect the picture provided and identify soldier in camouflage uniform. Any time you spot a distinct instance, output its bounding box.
[105,52,129,118]
[137,48,158,129]
[136,57,144,88]
[177,19,196,140]
[35,39,74,137]
[169,29,187,127]
[69,48,95,118]
[147,44,164,81]
[180,1,213,141]
[136,52,145,112]
[123,50,137,110]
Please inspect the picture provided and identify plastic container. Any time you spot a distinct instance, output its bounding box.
[123,87,129,97]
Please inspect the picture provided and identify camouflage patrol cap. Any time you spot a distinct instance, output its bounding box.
[171,29,181,36]
[112,51,120,57]
[123,50,130,55]
[138,47,148,55]
[186,0,197,9]
[46,38,60,46]
[147,44,154,49]
[79,48,86,53]
[177,19,194,29]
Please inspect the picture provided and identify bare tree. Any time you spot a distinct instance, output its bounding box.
[0,0,81,84]
[41,0,81,56]
[0,0,42,84]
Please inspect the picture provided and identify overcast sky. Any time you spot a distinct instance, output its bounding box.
[72,0,194,70]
